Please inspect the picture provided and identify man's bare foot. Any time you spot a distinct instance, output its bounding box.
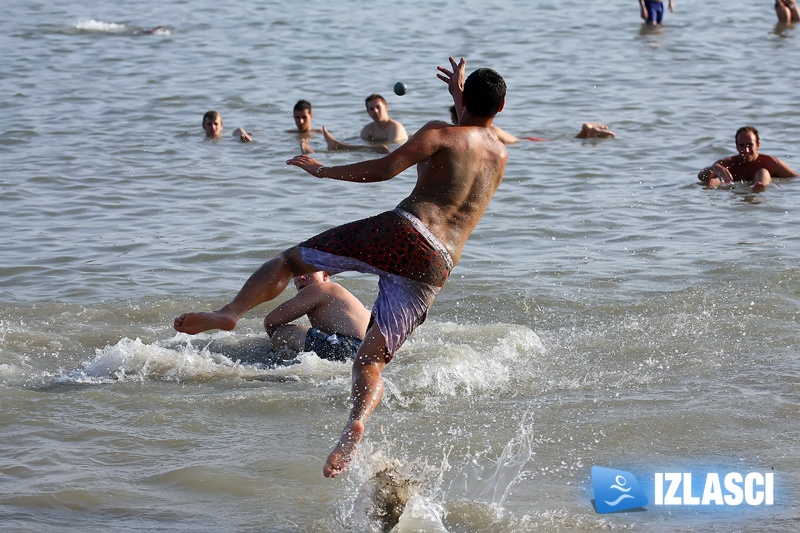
[576,122,616,139]
[752,181,768,193]
[322,126,389,154]
[173,311,238,335]
[322,126,346,151]
[323,419,364,478]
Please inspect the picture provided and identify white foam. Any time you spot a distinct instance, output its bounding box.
[73,19,128,33]
[64,332,352,385]
[384,322,545,404]
[390,495,448,532]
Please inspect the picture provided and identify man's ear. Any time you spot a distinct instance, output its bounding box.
[496,98,506,113]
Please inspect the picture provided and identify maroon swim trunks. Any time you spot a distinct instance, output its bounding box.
[298,209,455,359]
[300,209,451,288]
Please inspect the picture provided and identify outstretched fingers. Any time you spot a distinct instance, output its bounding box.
[437,56,465,87]
[286,154,323,175]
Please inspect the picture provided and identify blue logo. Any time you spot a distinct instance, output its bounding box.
[592,466,649,513]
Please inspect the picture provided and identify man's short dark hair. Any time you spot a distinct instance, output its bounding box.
[365,94,387,107]
[735,125,759,144]
[294,100,312,112]
[463,68,506,118]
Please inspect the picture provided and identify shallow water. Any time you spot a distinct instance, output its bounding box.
[1,0,799,531]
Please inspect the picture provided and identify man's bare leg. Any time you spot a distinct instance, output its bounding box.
[174,247,317,334]
[322,126,390,154]
[269,324,309,352]
[776,0,796,23]
[324,325,388,478]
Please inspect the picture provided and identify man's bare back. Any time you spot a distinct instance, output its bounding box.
[394,123,507,264]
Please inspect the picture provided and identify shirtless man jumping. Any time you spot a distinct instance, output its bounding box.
[174,56,508,478]
[698,126,796,192]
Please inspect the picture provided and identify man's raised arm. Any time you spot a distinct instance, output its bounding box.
[437,56,466,123]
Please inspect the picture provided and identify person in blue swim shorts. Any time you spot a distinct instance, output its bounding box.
[264,271,370,362]
[639,0,674,24]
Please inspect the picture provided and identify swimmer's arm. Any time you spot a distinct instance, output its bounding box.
[697,166,715,182]
[286,126,442,183]
[767,156,797,178]
[232,128,252,143]
[263,286,323,336]
[698,157,731,182]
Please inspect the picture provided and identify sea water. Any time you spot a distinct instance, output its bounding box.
[1,0,799,531]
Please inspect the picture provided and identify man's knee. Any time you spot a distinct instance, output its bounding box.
[352,327,390,369]
[281,246,318,276]
[754,168,772,181]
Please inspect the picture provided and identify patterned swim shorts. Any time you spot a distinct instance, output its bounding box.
[298,209,454,359]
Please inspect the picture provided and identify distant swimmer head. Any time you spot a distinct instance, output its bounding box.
[141,26,172,35]
[202,110,223,139]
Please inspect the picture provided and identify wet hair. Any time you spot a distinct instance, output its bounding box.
[735,125,759,144]
[463,68,506,118]
[294,100,312,113]
[202,110,221,125]
[365,94,387,107]
[449,105,458,124]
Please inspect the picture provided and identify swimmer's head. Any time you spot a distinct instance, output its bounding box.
[365,94,389,123]
[293,100,314,132]
[293,271,330,290]
[202,110,223,139]
[735,126,760,161]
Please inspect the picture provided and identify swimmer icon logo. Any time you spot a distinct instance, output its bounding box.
[592,466,649,514]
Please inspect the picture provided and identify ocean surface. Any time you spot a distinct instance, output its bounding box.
[1,0,799,531]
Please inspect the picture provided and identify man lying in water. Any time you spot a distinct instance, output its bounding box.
[264,271,370,362]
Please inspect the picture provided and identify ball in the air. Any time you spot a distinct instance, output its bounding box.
[393,82,407,96]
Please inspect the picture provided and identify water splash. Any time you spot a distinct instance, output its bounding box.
[341,415,536,532]
[448,415,535,507]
